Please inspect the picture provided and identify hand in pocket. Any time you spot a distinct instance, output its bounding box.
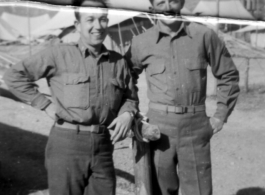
[209,117,224,135]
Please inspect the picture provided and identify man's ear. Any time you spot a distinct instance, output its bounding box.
[149,6,154,13]
[74,20,80,32]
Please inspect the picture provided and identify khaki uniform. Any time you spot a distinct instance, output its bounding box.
[126,21,240,195]
[4,40,138,195]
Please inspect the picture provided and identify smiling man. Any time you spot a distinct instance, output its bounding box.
[126,0,240,195]
[4,0,138,195]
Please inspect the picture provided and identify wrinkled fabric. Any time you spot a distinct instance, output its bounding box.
[45,126,116,195]
[148,109,213,195]
[4,39,138,125]
[126,21,240,122]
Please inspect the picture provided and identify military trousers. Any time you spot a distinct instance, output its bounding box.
[147,108,213,195]
[45,125,116,195]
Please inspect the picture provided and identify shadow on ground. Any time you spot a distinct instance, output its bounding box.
[0,122,135,195]
[0,87,21,102]
[0,123,48,195]
[115,169,134,183]
[235,187,265,195]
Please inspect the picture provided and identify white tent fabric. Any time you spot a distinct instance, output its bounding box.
[234,25,265,33]
[32,7,75,37]
[250,32,265,48]
[193,0,255,20]
[108,0,191,14]
[1,12,50,37]
[0,23,16,41]
[32,7,141,37]
[234,24,265,48]
[107,0,152,12]
[0,18,20,41]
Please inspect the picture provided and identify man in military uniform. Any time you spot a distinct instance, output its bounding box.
[126,0,240,195]
[4,1,138,195]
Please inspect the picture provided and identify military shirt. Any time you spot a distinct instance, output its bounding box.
[4,39,138,125]
[126,21,240,122]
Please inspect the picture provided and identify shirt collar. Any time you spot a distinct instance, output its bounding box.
[155,19,192,43]
[77,39,109,58]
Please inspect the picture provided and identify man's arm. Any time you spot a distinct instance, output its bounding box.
[3,47,57,110]
[205,30,240,132]
[108,57,139,144]
[108,38,145,144]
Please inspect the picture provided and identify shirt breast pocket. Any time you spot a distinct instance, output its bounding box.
[63,73,90,109]
[185,58,208,92]
[147,60,167,93]
[109,77,126,112]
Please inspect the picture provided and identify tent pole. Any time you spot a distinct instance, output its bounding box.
[27,2,32,56]
[132,17,140,35]
[118,23,124,55]
[255,25,258,47]
[145,13,155,25]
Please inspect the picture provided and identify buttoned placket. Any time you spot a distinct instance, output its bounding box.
[170,34,182,104]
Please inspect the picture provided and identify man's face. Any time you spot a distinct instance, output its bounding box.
[75,2,108,47]
[151,0,184,25]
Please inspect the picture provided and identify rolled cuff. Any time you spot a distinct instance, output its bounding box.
[118,100,139,116]
[213,104,229,123]
[31,93,52,110]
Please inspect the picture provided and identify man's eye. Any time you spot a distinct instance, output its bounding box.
[86,19,93,22]
[157,1,165,6]
[101,18,108,22]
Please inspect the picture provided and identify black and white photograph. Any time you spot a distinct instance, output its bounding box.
[0,0,265,195]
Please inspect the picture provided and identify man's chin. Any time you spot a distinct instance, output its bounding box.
[90,40,105,47]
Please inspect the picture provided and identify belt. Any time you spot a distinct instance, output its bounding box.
[55,120,107,133]
[149,102,205,114]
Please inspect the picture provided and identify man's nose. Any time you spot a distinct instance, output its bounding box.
[163,2,174,15]
[94,19,101,29]
[165,1,172,11]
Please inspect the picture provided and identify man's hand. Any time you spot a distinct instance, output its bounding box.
[44,103,57,120]
[209,117,224,134]
[108,112,134,144]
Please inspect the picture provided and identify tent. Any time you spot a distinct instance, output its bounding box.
[58,10,153,54]
[0,23,16,41]
[234,25,265,33]
[32,7,141,37]
[233,25,265,48]
[107,0,152,12]
[1,12,50,37]
[193,0,255,20]
[0,17,20,41]
[107,0,191,14]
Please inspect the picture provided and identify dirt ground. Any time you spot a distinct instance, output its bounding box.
[1,70,265,195]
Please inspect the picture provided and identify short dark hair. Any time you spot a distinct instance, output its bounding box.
[149,0,185,6]
[74,0,108,21]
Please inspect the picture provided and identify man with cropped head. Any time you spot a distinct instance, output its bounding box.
[4,0,138,195]
[126,0,240,195]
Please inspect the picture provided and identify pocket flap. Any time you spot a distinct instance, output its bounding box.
[109,78,125,89]
[148,60,166,76]
[185,58,207,70]
[64,73,90,85]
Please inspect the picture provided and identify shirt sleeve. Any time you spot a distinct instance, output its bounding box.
[117,57,139,116]
[205,30,240,122]
[124,38,146,103]
[3,47,57,110]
